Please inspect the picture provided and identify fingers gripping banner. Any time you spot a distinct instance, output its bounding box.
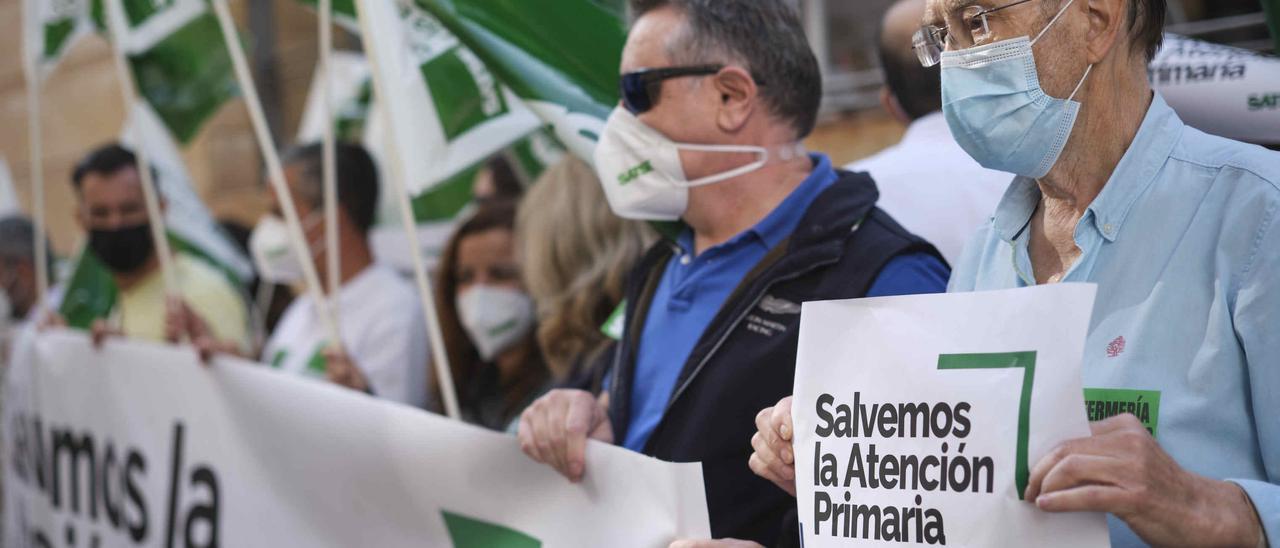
[3,329,710,547]
[792,285,1110,547]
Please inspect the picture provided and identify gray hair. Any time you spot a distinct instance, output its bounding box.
[0,216,52,276]
[629,0,823,139]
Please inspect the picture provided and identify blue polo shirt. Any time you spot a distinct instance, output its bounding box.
[621,154,950,451]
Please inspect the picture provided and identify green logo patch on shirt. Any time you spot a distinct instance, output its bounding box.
[1084,388,1161,436]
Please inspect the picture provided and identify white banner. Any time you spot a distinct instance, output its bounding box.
[1153,34,1280,145]
[792,285,1109,547]
[3,329,710,547]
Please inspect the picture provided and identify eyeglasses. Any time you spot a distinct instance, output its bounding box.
[621,65,767,115]
[913,0,1040,67]
[620,65,723,115]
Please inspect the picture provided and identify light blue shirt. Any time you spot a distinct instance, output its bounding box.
[949,94,1280,547]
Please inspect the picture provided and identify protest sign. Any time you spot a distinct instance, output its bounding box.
[3,329,711,547]
[793,284,1109,547]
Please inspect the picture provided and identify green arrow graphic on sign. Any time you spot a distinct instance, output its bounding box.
[937,351,1037,500]
[442,511,541,548]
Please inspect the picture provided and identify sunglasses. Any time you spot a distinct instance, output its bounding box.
[621,64,767,115]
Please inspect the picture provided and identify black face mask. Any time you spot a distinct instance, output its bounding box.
[89,224,155,274]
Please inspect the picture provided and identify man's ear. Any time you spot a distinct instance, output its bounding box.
[1084,0,1127,64]
[712,66,758,134]
[880,87,912,126]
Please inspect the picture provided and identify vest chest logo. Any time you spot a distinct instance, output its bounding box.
[745,295,801,338]
[759,295,801,315]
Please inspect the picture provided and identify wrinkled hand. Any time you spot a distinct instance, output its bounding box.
[749,395,796,497]
[1027,414,1264,547]
[669,539,763,548]
[518,389,613,482]
[323,347,369,393]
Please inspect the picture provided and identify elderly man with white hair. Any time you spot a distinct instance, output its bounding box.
[734,0,1280,547]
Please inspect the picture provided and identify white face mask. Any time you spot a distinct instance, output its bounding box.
[249,214,321,285]
[455,285,535,362]
[592,106,805,220]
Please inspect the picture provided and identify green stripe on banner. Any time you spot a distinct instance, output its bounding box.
[127,12,239,143]
[937,351,1038,500]
[412,165,481,222]
[442,511,541,548]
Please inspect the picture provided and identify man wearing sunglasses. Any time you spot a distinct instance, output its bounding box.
[744,0,1280,547]
[517,0,950,544]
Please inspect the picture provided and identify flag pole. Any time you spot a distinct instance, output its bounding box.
[103,0,178,297]
[353,0,461,420]
[320,0,341,311]
[22,63,48,308]
[210,0,343,346]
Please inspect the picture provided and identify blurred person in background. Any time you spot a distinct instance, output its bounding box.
[515,156,656,389]
[472,155,525,207]
[434,200,549,430]
[847,0,1012,264]
[0,216,52,325]
[169,142,431,408]
[49,143,249,350]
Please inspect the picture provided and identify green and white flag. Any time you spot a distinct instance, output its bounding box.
[106,0,238,143]
[356,0,542,216]
[23,0,238,142]
[22,0,95,78]
[411,0,627,164]
[297,49,565,271]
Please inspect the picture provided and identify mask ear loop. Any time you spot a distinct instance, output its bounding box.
[1065,63,1094,102]
[1031,0,1078,46]
[675,142,809,188]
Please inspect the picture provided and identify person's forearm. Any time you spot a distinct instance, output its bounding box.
[1230,479,1276,548]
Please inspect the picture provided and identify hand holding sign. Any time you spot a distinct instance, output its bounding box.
[518,389,614,482]
[1028,414,1265,547]
[749,395,797,497]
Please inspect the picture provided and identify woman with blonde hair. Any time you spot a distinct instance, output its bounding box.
[516,155,655,388]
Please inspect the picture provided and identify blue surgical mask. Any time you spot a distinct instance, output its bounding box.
[940,0,1092,179]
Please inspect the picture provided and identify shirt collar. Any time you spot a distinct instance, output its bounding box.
[676,153,838,254]
[749,153,837,250]
[1083,93,1183,242]
[992,93,1185,244]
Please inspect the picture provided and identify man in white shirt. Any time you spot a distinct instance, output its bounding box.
[261,143,430,408]
[178,143,431,408]
[846,0,1012,264]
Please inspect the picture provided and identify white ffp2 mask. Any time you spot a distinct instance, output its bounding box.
[592,106,804,220]
[456,285,536,362]
[249,214,321,285]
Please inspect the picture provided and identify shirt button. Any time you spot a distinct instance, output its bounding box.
[1103,223,1114,235]
[680,255,692,265]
